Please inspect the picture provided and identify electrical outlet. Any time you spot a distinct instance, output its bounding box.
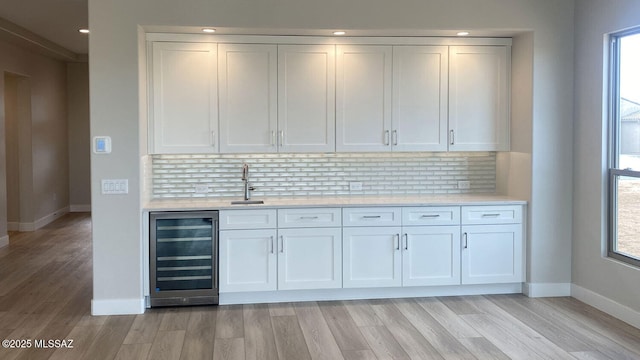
[457,181,471,190]
[194,185,209,194]
[349,182,363,191]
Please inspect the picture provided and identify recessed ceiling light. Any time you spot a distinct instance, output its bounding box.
[333,31,346,36]
[79,29,90,34]
[202,28,216,33]
[457,31,470,36]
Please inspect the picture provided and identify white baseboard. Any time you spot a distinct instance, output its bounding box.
[571,284,640,329]
[524,282,571,297]
[0,235,8,248]
[8,207,70,232]
[91,298,146,316]
[70,204,91,212]
[220,283,523,305]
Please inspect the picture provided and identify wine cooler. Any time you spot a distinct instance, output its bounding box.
[149,211,219,307]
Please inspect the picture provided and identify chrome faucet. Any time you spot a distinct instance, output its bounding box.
[241,163,255,200]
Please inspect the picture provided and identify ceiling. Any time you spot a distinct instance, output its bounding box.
[0,0,88,55]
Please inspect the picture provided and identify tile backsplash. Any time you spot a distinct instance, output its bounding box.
[151,152,496,199]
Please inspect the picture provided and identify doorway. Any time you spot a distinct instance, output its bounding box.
[4,72,33,232]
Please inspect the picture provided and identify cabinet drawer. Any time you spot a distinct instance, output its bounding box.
[461,205,522,225]
[278,208,341,228]
[343,207,402,227]
[219,209,277,230]
[402,207,460,226]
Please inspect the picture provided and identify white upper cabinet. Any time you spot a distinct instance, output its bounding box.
[278,45,336,152]
[150,42,218,154]
[336,45,393,152]
[448,46,511,151]
[218,44,278,153]
[392,46,449,152]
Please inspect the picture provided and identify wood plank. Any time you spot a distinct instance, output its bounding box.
[391,298,476,359]
[123,311,163,344]
[146,330,186,360]
[48,325,103,360]
[215,305,244,339]
[414,297,481,339]
[342,300,383,327]
[159,307,192,331]
[83,315,137,360]
[272,315,312,360]
[294,302,344,360]
[180,307,217,360]
[342,349,378,360]
[243,303,278,360]
[359,325,410,360]
[318,301,370,352]
[438,296,484,315]
[570,351,614,360]
[369,299,445,359]
[213,338,245,360]
[268,302,296,316]
[113,343,152,360]
[457,337,510,360]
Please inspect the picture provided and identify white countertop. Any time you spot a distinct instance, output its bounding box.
[144,194,526,212]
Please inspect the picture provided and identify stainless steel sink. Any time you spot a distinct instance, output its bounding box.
[230,200,264,205]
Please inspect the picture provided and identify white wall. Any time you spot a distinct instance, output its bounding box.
[88,0,575,314]
[0,37,69,235]
[573,0,640,317]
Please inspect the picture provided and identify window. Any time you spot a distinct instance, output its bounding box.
[609,29,640,267]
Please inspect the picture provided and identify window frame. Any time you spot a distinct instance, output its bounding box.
[607,28,640,268]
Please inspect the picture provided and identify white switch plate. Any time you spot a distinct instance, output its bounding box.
[457,181,471,190]
[102,179,129,194]
[194,185,209,194]
[349,182,363,191]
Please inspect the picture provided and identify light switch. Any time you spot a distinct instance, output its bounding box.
[102,179,129,194]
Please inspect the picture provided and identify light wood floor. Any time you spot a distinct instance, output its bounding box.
[1,214,640,360]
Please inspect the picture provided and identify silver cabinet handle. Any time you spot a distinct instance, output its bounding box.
[463,232,468,249]
[392,130,398,146]
[420,214,440,218]
[299,216,319,220]
[362,215,382,219]
[384,130,390,145]
[404,233,408,250]
[450,130,455,145]
[211,131,216,146]
[271,130,276,146]
[279,130,284,147]
[280,235,284,253]
[270,236,274,254]
[481,213,501,218]
[395,234,400,250]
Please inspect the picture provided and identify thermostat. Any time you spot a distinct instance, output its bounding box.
[93,136,112,154]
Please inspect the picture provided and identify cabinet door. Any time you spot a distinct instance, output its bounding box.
[461,224,523,284]
[336,45,392,152]
[219,44,278,153]
[278,45,336,152]
[219,229,277,292]
[278,228,342,290]
[150,42,218,154]
[343,227,401,288]
[402,226,461,286]
[392,46,448,152]
[449,46,510,151]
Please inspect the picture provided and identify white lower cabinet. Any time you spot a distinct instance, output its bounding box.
[219,229,277,292]
[278,228,342,290]
[461,224,523,284]
[343,227,402,288]
[403,226,461,286]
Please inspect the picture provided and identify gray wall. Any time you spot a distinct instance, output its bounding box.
[67,62,91,210]
[0,37,69,234]
[89,0,575,312]
[573,0,640,312]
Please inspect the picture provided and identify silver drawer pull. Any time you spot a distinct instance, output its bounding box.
[481,214,501,218]
[362,215,382,219]
[298,216,319,220]
[420,214,440,218]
